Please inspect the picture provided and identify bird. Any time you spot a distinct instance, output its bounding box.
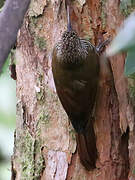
[52,2,100,170]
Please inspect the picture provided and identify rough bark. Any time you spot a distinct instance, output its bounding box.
[12,0,135,180]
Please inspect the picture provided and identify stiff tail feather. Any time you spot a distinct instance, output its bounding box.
[76,121,98,170]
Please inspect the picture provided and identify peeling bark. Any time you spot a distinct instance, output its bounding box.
[12,0,135,179]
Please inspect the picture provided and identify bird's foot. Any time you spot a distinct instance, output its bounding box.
[96,38,111,54]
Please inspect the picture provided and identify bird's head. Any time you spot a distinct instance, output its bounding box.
[61,30,80,53]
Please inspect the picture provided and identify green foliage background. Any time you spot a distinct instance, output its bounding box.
[106,11,135,76]
[0,57,16,180]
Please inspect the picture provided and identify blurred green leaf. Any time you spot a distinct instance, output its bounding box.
[0,71,16,127]
[0,162,11,180]
[0,125,14,158]
[106,12,135,76]
[106,12,135,56]
[0,55,10,75]
[0,54,15,180]
[0,54,16,127]
[0,0,5,9]
[124,49,135,75]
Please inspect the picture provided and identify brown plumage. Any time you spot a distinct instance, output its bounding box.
[52,4,99,170]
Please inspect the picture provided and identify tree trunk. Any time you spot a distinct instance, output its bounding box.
[12,0,135,179]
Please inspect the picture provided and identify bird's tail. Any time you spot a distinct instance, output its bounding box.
[76,121,98,171]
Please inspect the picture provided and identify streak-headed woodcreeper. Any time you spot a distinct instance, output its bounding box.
[52,2,103,170]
